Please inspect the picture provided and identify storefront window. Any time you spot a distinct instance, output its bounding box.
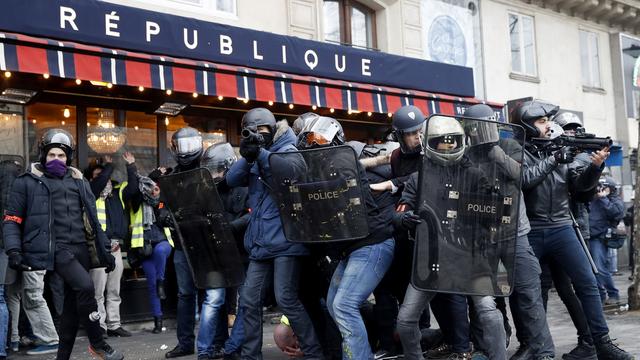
[25,103,77,166]
[165,114,228,168]
[0,104,26,162]
[87,108,158,181]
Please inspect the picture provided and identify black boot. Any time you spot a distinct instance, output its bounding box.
[157,280,167,300]
[595,335,634,360]
[562,338,597,360]
[152,316,163,334]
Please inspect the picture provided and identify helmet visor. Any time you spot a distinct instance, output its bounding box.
[172,136,202,155]
[463,119,499,147]
[427,134,465,155]
[299,117,340,147]
[49,132,73,147]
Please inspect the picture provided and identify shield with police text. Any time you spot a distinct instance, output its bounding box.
[268,145,369,243]
[157,168,244,289]
[411,115,524,296]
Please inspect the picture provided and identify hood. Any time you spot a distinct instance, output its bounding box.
[359,154,390,169]
[269,120,297,152]
[28,162,83,180]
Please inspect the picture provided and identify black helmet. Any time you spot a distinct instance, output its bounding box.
[553,112,582,130]
[39,128,74,165]
[463,104,500,147]
[171,127,203,167]
[297,116,345,149]
[292,112,319,135]
[241,108,277,146]
[392,105,426,154]
[510,100,559,138]
[201,143,237,182]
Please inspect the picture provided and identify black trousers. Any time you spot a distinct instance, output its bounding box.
[54,243,105,360]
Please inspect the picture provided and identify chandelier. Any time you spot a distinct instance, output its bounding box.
[87,109,127,154]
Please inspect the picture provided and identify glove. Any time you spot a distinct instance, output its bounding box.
[240,138,261,163]
[103,253,116,273]
[8,251,31,271]
[553,146,574,164]
[393,210,422,230]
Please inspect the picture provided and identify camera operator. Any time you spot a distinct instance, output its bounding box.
[510,100,633,360]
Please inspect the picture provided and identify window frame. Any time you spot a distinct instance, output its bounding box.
[579,29,602,89]
[508,12,538,78]
[323,0,377,50]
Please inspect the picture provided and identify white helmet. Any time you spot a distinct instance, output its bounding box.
[425,116,466,166]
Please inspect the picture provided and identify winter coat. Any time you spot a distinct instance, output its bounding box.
[3,164,112,271]
[226,120,309,260]
[589,194,625,239]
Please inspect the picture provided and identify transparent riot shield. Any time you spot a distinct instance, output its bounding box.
[268,145,369,243]
[157,168,244,289]
[411,115,524,296]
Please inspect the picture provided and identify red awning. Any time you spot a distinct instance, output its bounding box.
[0,31,501,116]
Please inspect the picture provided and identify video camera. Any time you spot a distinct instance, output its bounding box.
[241,128,265,144]
[533,126,611,152]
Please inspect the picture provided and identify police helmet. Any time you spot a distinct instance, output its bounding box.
[425,116,466,166]
[241,108,277,145]
[553,112,582,130]
[39,128,75,165]
[510,100,559,138]
[392,105,426,154]
[462,104,500,147]
[171,127,203,167]
[292,112,320,135]
[201,142,237,181]
[297,116,345,149]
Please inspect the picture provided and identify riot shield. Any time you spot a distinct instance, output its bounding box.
[411,115,524,296]
[157,168,244,289]
[268,145,369,243]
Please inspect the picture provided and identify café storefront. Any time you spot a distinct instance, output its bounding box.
[0,0,500,321]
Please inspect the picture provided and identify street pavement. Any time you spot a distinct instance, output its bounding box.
[9,270,640,359]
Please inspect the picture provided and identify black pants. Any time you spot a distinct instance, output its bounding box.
[54,243,105,360]
[540,258,592,343]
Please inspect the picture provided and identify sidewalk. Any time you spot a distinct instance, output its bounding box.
[9,271,640,359]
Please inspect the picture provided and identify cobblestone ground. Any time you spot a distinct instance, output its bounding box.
[9,270,640,359]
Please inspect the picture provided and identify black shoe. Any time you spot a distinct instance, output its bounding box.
[425,343,453,359]
[152,316,163,334]
[595,335,634,360]
[374,349,399,360]
[88,343,124,360]
[107,327,132,337]
[100,328,108,339]
[223,352,240,360]
[421,328,444,352]
[211,347,225,359]
[166,345,195,358]
[157,280,167,300]
[562,339,597,360]
[509,345,532,360]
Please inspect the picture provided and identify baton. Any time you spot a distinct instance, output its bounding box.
[569,211,598,275]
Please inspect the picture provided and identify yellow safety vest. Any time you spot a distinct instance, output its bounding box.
[96,182,127,231]
[129,205,174,248]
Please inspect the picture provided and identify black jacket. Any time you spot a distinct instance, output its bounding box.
[520,146,602,228]
[3,164,112,271]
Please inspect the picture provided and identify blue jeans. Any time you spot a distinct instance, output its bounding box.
[327,239,395,360]
[528,226,609,340]
[241,256,323,360]
[0,285,8,356]
[469,296,505,359]
[224,304,245,354]
[589,237,620,301]
[430,294,471,353]
[174,249,197,351]
[141,241,172,317]
[197,288,226,356]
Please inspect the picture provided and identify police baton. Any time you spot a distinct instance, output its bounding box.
[569,211,598,275]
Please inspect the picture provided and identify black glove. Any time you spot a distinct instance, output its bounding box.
[240,138,261,163]
[393,210,422,230]
[103,253,116,273]
[8,251,31,271]
[553,146,574,164]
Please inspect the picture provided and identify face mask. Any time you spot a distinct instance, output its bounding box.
[45,159,67,178]
[261,132,274,148]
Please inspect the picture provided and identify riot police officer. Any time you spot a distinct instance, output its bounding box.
[3,129,122,360]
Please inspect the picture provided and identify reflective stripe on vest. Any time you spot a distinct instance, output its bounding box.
[96,181,128,231]
[129,206,174,248]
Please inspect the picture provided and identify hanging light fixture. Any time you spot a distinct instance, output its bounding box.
[86,109,126,154]
[63,107,71,118]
